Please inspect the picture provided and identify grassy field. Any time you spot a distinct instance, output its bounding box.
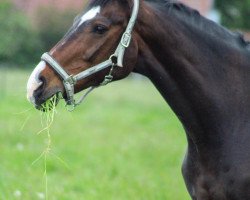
[0,68,190,200]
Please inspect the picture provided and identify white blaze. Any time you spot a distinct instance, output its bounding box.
[51,6,100,55]
[26,61,46,104]
[78,6,101,28]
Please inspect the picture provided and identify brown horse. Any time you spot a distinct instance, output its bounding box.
[27,0,250,199]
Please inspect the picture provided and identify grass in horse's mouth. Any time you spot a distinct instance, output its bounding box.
[38,93,62,112]
[40,94,57,123]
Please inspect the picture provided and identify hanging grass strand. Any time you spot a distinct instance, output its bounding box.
[32,95,58,200]
[41,95,57,200]
[32,95,69,200]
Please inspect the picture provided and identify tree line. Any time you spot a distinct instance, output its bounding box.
[215,0,250,30]
[0,1,75,66]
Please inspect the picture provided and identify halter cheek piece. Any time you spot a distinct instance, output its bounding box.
[41,0,139,111]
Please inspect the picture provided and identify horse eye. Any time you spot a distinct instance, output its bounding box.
[93,24,108,34]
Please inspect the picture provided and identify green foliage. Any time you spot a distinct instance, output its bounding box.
[0,1,76,66]
[215,0,250,30]
[0,1,42,66]
[35,7,76,52]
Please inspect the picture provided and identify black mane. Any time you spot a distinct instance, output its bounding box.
[160,1,250,48]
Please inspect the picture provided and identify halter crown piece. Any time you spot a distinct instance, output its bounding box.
[41,0,139,111]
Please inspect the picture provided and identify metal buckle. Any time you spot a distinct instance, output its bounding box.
[66,103,76,112]
[64,75,76,85]
[63,76,76,111]
[121,32,132,48]
[101,75,113,86]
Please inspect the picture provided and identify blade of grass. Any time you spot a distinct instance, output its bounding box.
[35,95,57,200]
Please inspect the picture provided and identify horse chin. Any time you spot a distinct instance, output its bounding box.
[35,92,62,112]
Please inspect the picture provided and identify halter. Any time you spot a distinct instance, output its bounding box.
[41,0,139,111]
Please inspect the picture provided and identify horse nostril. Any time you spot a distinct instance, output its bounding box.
[34,76,46,97]
[39,76,46,88]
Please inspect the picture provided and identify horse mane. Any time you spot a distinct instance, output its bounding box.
[162,1,250,47]
[157,0,250,49]
[88,0,250,48]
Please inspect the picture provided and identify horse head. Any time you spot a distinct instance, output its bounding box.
[27,0,140,110]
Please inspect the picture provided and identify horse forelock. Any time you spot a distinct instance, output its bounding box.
[88,0,114,7]
[87,0,140,8]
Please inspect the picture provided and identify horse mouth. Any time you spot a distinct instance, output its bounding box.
[35,92,62,112]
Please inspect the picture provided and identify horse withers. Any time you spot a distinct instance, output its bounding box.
[27,0,250,199]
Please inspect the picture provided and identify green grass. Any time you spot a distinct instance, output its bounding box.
[0,68,190,199]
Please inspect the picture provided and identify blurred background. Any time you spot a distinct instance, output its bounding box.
[0,0,249,199]
[0,0,249,67]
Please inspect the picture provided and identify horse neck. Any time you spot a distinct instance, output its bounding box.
[133,3,250,148]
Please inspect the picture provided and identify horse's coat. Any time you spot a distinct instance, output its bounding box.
[27,1,250,199]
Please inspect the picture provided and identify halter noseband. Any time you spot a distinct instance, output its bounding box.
[41,0,139,111]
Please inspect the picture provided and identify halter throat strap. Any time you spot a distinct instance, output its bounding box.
[41,0,139,111]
